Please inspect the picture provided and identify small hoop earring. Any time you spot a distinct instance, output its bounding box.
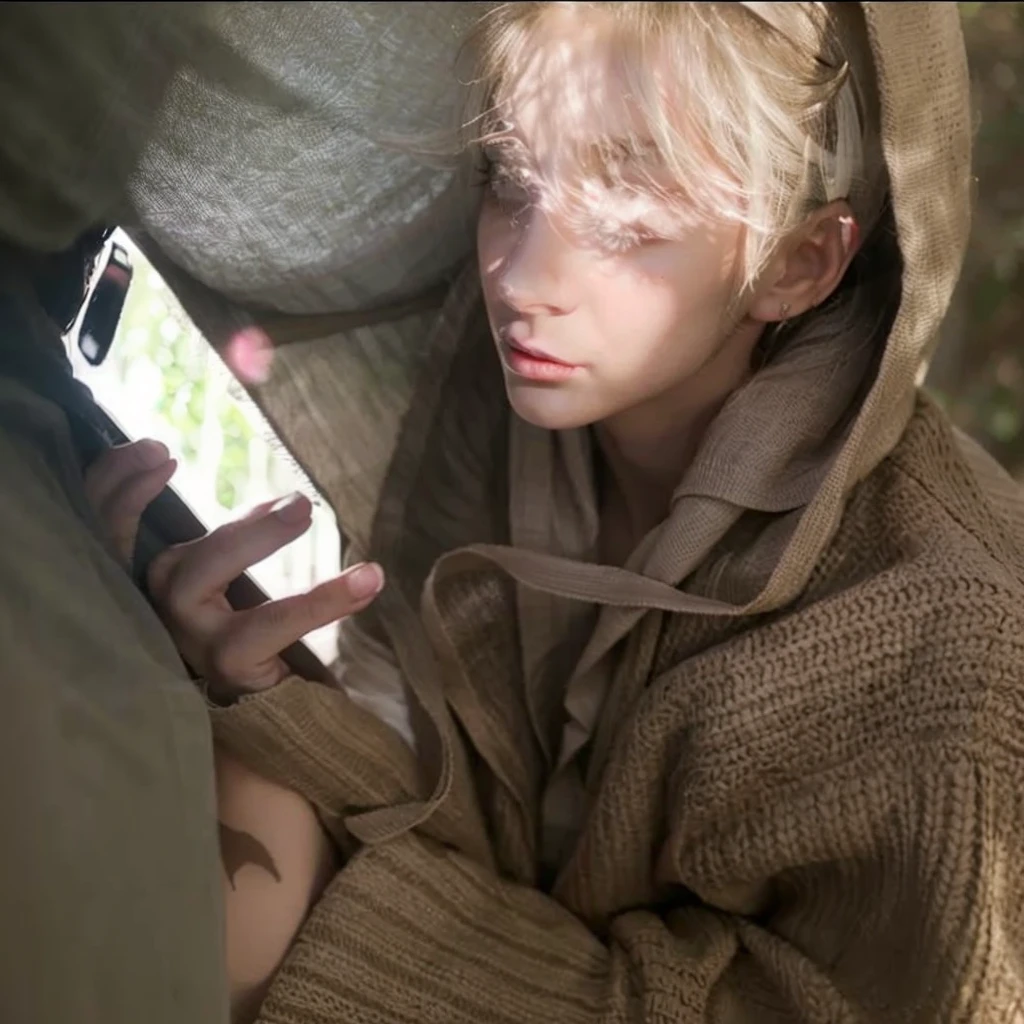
[779,302,792,320]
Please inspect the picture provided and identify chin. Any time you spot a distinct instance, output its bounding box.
[504,380,603,432]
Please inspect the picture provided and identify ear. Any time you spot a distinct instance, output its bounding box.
[748,200,860,324]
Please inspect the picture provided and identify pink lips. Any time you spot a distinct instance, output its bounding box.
[500,323,581,383]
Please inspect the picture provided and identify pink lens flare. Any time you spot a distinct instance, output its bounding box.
[224,326,275,384]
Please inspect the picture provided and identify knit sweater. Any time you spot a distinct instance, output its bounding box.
[200,3,1024,1022]
[212,397,1024,1022]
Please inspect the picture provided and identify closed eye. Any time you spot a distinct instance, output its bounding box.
[583,218,667,255]
[479,150,536,221]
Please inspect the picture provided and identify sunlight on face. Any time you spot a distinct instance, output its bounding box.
[476,10,761,433]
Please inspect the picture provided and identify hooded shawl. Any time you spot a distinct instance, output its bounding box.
[2,3,1024,1021]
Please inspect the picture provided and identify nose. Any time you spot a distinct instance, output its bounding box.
[497,209,576,316]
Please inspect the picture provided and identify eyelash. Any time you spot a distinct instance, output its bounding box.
[478,155,534,219]
[587,221,661,254]
[477,152,663,253]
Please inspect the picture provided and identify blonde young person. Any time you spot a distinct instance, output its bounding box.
[89,4,1024,1021]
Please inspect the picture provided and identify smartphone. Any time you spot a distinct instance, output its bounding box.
[93,401,334,687]
[73,233,334,686]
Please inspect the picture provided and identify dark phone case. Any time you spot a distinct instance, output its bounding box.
[95,407,334,687]
[74,238,333,686]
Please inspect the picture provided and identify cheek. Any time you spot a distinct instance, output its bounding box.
[477,205,516,292]
[583,249,738,368]
[587,261,697,342]
[630,238,739,326]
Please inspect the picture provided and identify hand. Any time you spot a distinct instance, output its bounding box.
[84,438,179,564]
[84,440,384,696]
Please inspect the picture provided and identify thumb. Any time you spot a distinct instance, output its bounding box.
[103,457,179,565]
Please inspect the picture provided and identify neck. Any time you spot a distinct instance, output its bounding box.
[595,320,763,547]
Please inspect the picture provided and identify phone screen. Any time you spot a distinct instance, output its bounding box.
[67,231,341,676]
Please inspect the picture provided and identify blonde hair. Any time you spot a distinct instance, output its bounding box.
[460,1,901,362]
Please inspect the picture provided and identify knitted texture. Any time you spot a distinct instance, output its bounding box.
[0,2,1013,1019]
[194,4,1022,1021]
[213,399,1024,1022]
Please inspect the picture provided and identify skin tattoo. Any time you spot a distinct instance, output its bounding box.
[218,821,282,889]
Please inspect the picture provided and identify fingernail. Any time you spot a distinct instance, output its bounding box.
[243,499,279,521]
[346,563,384,600]
[136,439,170,468]
[270,492,311,524]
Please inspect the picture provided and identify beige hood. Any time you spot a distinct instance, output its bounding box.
[0,2,972,619]
[0,1,975,848]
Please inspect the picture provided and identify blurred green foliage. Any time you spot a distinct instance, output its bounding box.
[932,3,1024,479]
[113,265,257,510]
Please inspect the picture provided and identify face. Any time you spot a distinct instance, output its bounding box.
[476,15,763,434]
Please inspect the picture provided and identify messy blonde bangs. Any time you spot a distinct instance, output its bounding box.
[463,2,887,290]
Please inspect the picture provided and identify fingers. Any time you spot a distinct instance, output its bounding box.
[84,439,170,510]
[213,564,385,677]
[241,498,282,521]
[105,459,179,564]
[157,493,314,608]
[143,487,386,695]
[84,440,177,563]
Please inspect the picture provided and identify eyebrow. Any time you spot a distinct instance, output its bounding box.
[583,136,660,161]
[574,139,670,191]
[483,135,661,170]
